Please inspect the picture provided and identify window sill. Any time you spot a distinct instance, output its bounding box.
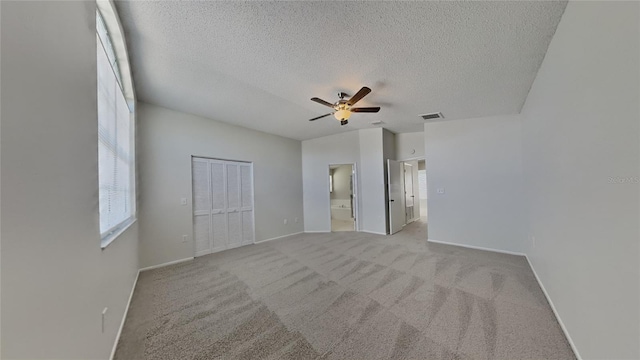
[101,218,137,249]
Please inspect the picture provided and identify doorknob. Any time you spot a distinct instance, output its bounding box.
[390,199,395,202]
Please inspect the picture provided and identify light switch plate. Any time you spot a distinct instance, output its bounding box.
[180,197,187,205]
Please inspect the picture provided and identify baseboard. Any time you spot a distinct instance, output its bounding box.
[525,256,582,360]
[109,269,139,360]
[360,230,388,236]
[427,238,526,256]
[139,257,194,272]
[304,230,331,233]
[255,231,303,244]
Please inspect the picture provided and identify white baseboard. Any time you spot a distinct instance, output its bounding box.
[427,238,526,257]
[525,256,582,360]
[139,257,194,272]
[304,230,331,233]
[255,231,304,244]
[109,269,139,360]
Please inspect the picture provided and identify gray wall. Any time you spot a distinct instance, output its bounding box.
[521,2,639,358]
[424,115,527,253]
[1,2,139,358]
[137,103,304,268]
[359,128,387,234]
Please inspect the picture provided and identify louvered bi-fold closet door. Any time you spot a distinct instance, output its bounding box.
[239,164,254,246]
[192,158,212,256]
[192,157,254,257]
[224,162,255,249]
[210,161,228,253]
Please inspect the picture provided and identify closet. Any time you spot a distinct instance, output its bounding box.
[192,157,254,256]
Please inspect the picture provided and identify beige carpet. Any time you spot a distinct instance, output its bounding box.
[114,220,575,360]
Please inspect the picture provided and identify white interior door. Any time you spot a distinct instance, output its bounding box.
[387,159,405,234]
[193,157,254,256]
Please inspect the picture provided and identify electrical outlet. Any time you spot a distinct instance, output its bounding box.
[284,219,288,225]
[182,235,188,243]
[295,217,299,223]
[436,188,445,194]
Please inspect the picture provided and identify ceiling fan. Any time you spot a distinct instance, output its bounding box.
[309,86,380,126]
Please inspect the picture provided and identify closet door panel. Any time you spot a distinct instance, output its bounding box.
[194,214,211,256]
[210,162,226,213]
[242,210,254,245]
[192,160,210,213]
[240,165,252,209]
[227,211,242,248]
[211,213,228,252]
[226,164,240,210]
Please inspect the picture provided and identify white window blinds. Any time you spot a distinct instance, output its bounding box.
[97,17,135,241]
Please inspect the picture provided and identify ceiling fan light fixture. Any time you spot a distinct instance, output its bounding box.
[334,109,351,121]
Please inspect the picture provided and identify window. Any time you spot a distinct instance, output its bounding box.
[97,10,135,247]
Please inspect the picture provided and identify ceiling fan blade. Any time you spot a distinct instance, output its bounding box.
[311,97,335,108]
[309,113,332,121]
[347,87,371,106]
[351,107,380,113]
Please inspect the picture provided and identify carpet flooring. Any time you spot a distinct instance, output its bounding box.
[114,220,575,360]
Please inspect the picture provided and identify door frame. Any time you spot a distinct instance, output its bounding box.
[327,163,359,232]
[191,155,256,257]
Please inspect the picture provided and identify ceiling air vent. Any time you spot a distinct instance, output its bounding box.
[420,112,443,121]
[371,121,384,126]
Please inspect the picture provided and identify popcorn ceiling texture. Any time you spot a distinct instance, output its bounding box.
[116,1,567,140]
[113,221,575,359]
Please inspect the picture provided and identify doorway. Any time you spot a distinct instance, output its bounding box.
[192,157,255,256]
[404,162,417,223]
[329,164,356,232]
[387,158,427,234]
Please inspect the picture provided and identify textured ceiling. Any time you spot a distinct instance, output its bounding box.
[116,1,566,141]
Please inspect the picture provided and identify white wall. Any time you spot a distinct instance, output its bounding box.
[302,131,360,232]
[302,128,388,234]
[395,131,424,160]
[425,115,527,253]
[521,2,639,358]
[1,2,139,359]
[359,128,387,234]
[137,103,304,268]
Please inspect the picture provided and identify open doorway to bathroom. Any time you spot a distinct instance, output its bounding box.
[329,164,356,232]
